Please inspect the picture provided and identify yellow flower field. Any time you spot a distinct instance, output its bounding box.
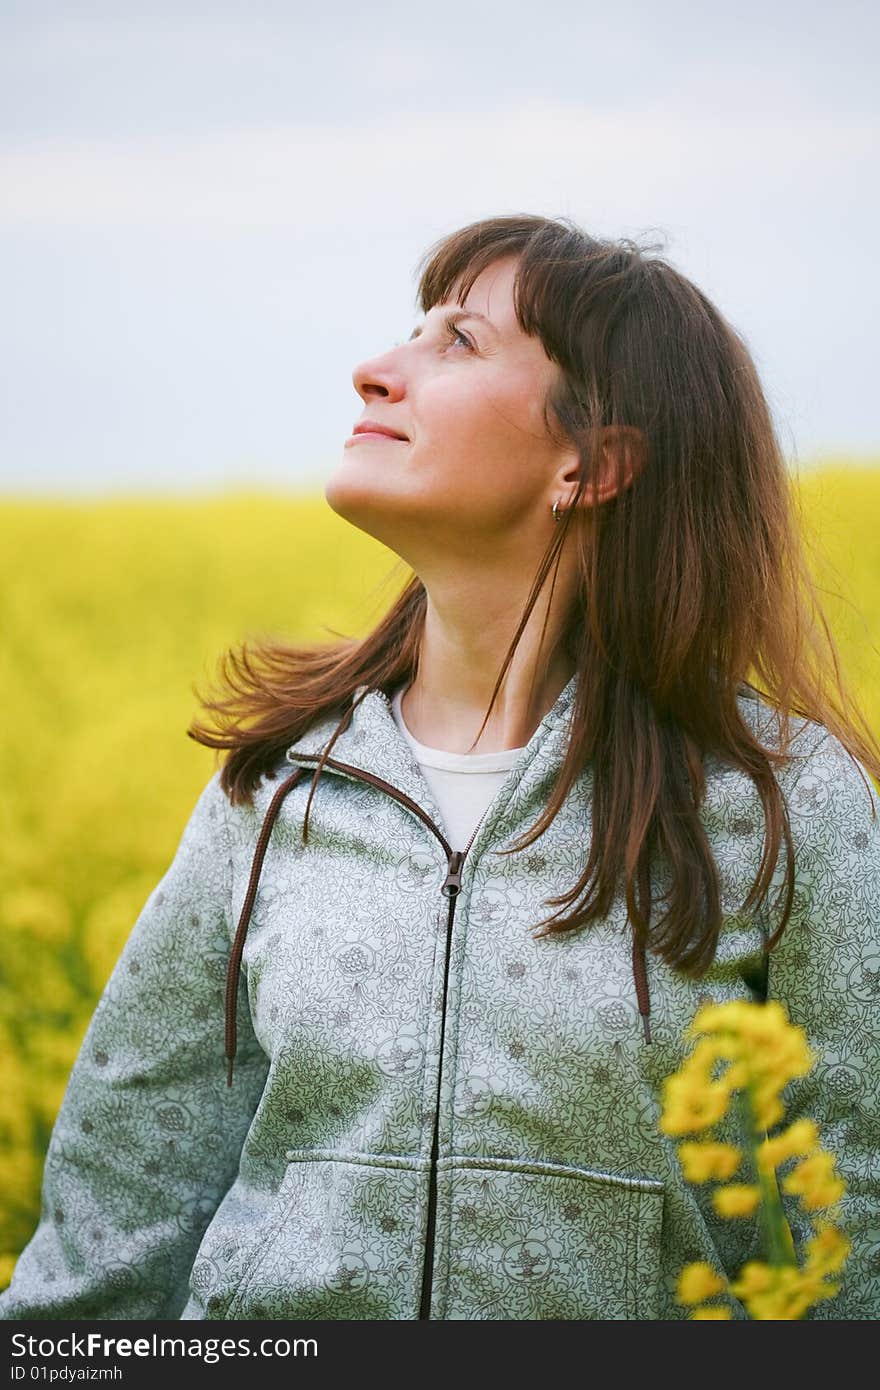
[0,465,878,1284]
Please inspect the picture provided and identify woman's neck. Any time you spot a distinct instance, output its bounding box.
[399,564,578,754]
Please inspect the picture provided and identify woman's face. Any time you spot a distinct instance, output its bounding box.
[325,255,579,568]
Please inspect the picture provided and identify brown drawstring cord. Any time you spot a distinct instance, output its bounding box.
[631,935,652,1044]
[631,852,653,1044]
[225,766,309,1087]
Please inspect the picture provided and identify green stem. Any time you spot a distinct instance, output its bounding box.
[738,1085,797,1268]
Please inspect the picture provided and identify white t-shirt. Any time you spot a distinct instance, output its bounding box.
[390,684,525,850]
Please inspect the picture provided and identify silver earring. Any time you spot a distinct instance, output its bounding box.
[552,498,567,523]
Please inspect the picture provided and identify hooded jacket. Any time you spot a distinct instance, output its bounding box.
[1,673,879,1320]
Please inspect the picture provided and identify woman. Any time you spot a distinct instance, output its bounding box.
[2,213,879,1321]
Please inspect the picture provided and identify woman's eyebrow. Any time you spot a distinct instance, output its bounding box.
[408,308,498,341]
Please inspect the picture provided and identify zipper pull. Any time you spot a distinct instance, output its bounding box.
[441,850,464,898]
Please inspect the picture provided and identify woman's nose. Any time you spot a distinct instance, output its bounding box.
[352,349,406,403]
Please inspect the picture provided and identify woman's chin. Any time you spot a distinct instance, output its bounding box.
[324,471,404,543]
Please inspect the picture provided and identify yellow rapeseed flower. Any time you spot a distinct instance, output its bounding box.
[712,1184,762,1218]
[661,998,851,1320]
[735,1264,838,1321]
[688,999,751,1037]
[782,1153,846,1212]
[690,998,783,1042]
[0,887,72,946]
[757,1118,820,1171]
[676,1261,727,1305]
[750,1082,786,1132]
[659,1075,734,1136]
[683,1032,743,1068]
[690,1000,813,1082]
[678,1141,742,1183]
[0,1252,18,1292]
[729,1261,775,1298]
[803,1221,850,1278]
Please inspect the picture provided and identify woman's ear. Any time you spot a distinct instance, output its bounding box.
[558,425,648,509]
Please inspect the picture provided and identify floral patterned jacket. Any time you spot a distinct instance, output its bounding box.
[1,674,879,1320]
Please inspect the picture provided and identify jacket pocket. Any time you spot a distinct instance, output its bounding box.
[431,1156,665,1320]
[187,1150,431,1320]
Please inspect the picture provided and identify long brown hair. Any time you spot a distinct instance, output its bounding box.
[188,213,880,977]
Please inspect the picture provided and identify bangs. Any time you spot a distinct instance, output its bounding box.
[414,214,591,345]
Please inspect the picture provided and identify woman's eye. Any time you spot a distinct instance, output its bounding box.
[444,322,473,350]
[396,319,474,351]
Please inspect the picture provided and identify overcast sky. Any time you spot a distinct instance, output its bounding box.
[1,0,878,496]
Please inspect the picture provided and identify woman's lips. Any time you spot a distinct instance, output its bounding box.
[345,431,408,444]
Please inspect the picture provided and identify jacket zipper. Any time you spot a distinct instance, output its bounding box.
[418,813,485,1320]
[285,749,488,1320]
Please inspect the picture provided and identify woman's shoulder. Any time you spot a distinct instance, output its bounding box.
[697,690,877,864]
[733,688,880,881]
[735,684,829,761]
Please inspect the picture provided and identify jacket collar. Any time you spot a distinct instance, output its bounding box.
[284,672,579,838]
